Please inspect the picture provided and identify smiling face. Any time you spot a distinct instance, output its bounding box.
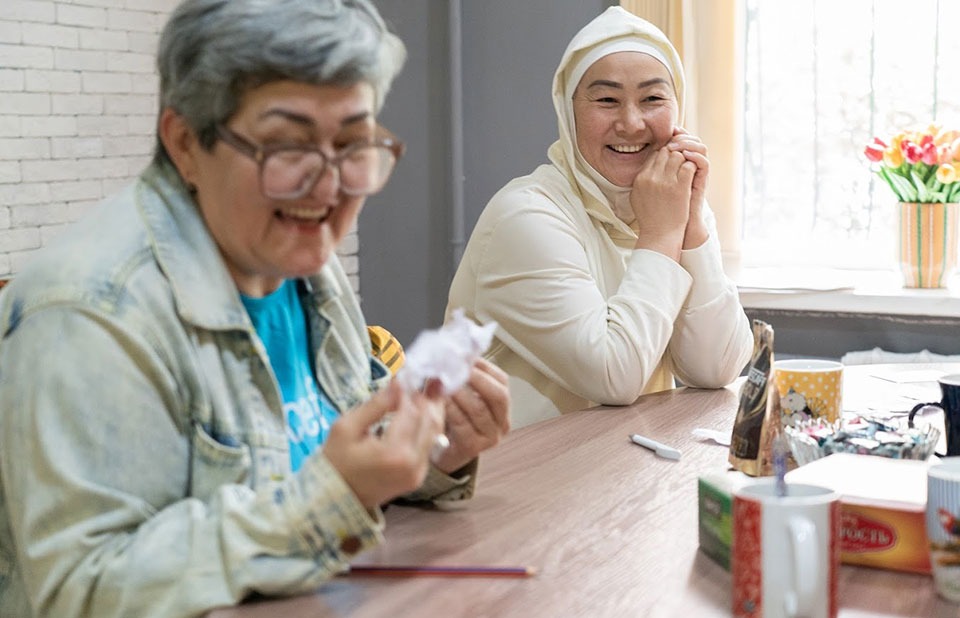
[572,51,678,188]
[173,80,376,296]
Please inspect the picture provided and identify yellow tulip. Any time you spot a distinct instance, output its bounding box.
[928,123,943,139]
[937,163,957,184]
[883,146,903,168]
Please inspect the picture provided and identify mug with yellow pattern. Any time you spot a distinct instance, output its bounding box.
[774,359,844,426]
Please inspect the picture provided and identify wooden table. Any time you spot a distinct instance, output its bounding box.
[210,364,960,618]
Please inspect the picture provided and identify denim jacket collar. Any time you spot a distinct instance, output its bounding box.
[138,162,341,331]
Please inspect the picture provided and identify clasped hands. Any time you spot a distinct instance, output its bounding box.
[322,358,510,509]
[631,127,709,260]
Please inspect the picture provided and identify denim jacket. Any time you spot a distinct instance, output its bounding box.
[0,162,472,618]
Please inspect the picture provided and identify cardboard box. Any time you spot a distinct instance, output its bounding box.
[698,455,931,575]
[786,453,931,574]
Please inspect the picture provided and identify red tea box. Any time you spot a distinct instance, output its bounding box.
[786,453,931,574]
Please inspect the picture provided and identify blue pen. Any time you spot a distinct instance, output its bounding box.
[773,434,788,497]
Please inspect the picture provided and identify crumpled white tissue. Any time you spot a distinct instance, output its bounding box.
[396,309,497,395]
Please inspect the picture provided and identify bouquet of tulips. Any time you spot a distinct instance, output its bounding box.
[864,124,960,203]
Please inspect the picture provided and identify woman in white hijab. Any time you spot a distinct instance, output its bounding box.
[446,6,753,428]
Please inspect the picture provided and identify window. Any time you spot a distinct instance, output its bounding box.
[741,0,960,269]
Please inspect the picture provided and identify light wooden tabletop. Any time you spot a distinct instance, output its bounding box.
[209,363,960,618]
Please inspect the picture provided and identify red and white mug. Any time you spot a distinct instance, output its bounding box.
[732,480,841,618]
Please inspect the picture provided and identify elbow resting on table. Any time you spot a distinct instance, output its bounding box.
[557,367,646,407]
[679,370,741,390]
[564,335,685,405]
[575,365,650,407]
[594,390,646,407]
[671,316,753,389]
[673,350,751,390]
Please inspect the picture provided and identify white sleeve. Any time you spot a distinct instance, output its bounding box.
[471,197,693,406]
[669,205,753,387]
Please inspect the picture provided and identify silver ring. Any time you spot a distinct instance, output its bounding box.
[430,433,450,462]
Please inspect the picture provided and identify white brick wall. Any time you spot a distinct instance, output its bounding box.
[0,0,360,293]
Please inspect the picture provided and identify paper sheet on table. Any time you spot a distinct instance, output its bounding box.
[838,367,944,418]
[844,382,939,419]
[868,368,946,384]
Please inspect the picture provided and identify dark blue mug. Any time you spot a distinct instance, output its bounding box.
[909,374,960,457]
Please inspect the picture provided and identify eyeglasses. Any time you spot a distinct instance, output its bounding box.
[214,124,405,200]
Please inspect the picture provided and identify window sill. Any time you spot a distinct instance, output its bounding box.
[735,267,960,318]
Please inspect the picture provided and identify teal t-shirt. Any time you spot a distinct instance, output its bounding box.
[240,279,339,472]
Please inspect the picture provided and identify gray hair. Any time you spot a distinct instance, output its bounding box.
[154,0,406,165]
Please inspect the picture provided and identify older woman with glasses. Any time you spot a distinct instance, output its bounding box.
[0,1,508,617]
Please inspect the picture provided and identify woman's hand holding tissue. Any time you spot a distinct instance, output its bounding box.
[433,358,511,474]
[383,310,510,476]
[323,380,446,509]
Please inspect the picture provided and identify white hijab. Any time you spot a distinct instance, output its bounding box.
[548,7,685,236]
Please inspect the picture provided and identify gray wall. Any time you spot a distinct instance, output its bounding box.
[359,1,453,345]
[361,0,614,345]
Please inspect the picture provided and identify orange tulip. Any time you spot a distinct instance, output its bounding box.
[952,138,960,162]
[891,133,904,149]
[883,146,903,168]
[937,163,957,184]
[935,129,960,146]
[940,146,954,165]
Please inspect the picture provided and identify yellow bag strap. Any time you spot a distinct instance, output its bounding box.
[367,325,405,376]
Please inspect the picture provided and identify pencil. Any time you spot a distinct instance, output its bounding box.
[344,565,537,578]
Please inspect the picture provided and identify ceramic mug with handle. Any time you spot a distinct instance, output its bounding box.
[732,480,840,618]
[774,359,843,427]
[909,373,960,457]
[927,457,960,602]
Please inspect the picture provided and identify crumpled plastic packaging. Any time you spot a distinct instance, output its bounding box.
[783,415,940,466]
[396,309,497,395]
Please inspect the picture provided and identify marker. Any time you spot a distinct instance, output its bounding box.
[630,434,681,460]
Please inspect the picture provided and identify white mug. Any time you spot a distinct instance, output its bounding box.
[927,457,960,602]
[732,481,840,618]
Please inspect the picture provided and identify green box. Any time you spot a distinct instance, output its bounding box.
[697,471,748,570]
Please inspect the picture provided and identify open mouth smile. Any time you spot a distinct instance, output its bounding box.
[275,207,332,225]
[607,144,646,154]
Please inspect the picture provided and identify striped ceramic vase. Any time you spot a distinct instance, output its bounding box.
[897,202,960,288]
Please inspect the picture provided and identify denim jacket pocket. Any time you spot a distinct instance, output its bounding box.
[190,423,251,501]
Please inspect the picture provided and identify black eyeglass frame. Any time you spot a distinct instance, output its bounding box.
[214,124,406,199]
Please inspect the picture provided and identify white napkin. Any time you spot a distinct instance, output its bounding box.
[397,309,497,395]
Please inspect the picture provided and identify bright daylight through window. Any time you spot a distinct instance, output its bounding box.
[741,0,960,269]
